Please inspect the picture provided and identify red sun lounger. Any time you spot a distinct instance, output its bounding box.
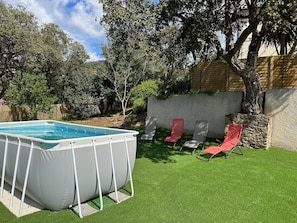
[198,123,243,161]
[164,118,184,147]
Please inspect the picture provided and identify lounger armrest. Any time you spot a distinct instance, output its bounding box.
[230,142,241,147]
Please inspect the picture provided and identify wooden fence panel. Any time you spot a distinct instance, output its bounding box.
[227,68,244,91]
[0,104,64,122]
[191,54,297,92]
[191,61,228,91]
[256,57,271,91]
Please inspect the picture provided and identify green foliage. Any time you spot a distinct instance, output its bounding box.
[157,1,297,115]
[157,77,190,100]
[38,23,70,94]
[262,1,297,54]
[5,71,56,120]
[62,68,101,120]
[0,2,90,102]
[131,80,159,113]
[100,0,165,118]
[0,2,39,98]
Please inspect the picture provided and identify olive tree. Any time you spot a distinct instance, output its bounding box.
[99,0,163,119]
[157,0,297,115]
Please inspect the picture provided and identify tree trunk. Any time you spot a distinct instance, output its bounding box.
[0,75,10,99]
[121,100,126,119]
[225,56,264,115]
[240,66,264,115]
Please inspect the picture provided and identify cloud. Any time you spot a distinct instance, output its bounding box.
[67,1,103,38]
[88,51,102,61]
[3,0,106,61]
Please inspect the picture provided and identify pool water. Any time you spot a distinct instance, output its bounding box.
[0,125,103,140]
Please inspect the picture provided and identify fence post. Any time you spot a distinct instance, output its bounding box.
[268,56,272,89]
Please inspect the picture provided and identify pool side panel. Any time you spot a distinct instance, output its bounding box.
[0,120,138,211]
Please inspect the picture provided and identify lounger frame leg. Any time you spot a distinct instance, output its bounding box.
[208,154,216,161]
[227,147,243,158]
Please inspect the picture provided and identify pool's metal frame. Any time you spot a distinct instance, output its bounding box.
[0,120,138,218]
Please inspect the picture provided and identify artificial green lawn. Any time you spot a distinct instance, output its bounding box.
[1,126,297,223]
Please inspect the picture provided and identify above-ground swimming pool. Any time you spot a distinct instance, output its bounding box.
[0,120,138,217]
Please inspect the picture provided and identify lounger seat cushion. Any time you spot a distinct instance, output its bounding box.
[203,146,222,155]
[141,133,155,140]
[165,135,181,142]
[182,140,200,149]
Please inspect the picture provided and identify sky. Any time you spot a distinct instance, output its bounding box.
[3,0,160,62]
[3,0,106,61]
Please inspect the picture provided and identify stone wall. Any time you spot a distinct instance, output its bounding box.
[225,113,272,150]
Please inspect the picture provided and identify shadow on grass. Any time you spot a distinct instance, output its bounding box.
[196,151,226,161]
[133,126,220,163]
[136,127,179,163]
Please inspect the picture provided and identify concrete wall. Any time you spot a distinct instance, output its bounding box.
[265,89,297,152]
[147,92,243,138]
[148,89,297,152]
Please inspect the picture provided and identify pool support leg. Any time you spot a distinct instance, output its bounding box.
[19,141,34,217]
[10,138,21,209]
[108,137,119,203]
[71,142,83,218]
[0,136,8,201]
[92,139,103,211]
[124,136,134,197]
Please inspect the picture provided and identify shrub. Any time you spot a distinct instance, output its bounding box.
[5,71,57,120]
[131,80,159,113]
[157,77,190,100]
[62,69,101,119]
